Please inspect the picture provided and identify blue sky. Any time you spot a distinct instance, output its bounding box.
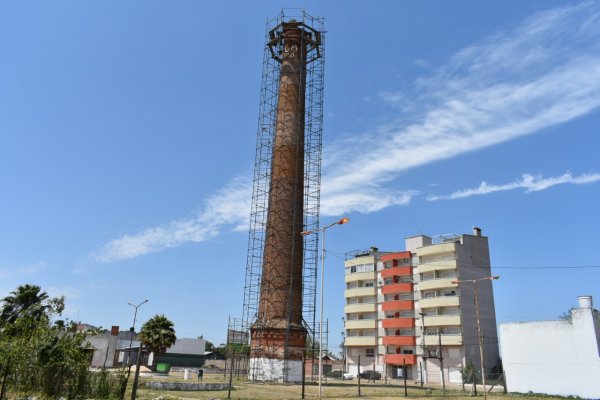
[1,1,599,350]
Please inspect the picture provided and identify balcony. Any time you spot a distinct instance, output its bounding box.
[381,283,413,295]
[422,315,461,327]
[345,320,376,330]
[384,354,417,365]
[345,336,376,346]
[416,242,456,257]
[419,296,460,309]
[382,300,414,312]
[381,251,412,262]
[345,287,376,298]
[418,259,457,274]
[345,303,376,314]
[382,318,415,329]
[381,266,412,278]
[423,334,463,346]
[345,271,375,283]
[382,336,416,346]
[418,278,457,291]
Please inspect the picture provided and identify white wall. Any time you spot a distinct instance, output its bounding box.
[500,305,600,398]
[248,357,303,382]
[87,332,118,368]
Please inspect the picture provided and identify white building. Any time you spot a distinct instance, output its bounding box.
[343,228,500,384]
[500,296,600,399]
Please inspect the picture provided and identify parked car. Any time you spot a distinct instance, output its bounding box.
[359,370,382,380]
[327,369,354,380]
[326,369,343,379]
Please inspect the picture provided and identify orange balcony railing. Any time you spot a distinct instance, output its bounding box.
[382,300,414,311]
[382,336,416,346]
[384,354,417,365]
[381,283,413,294]
[381,266,413,278]
[381,251,412,262]
[382,318,415,329]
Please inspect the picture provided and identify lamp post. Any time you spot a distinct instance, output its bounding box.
[124,299,148,397]
[452,276,499,400]
[302,217,349,399]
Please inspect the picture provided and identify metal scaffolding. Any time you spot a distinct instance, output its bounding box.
[234,10,325,383]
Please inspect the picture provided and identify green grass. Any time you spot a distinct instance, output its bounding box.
[130,371,570,400]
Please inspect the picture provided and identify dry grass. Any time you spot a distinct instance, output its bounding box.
[130,372,567,400]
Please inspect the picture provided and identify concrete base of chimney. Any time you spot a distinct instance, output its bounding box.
[248,357,304,382]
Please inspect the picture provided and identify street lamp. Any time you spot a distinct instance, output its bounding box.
[124,299,148,396]
[302,216,349,399]
[451,276,499,400]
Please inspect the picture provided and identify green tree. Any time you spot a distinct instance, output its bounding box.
[139,314,177,371]
[205,339,216,352]
[0,284,64,335]
[0,283,125,399]
[559,305,599,321]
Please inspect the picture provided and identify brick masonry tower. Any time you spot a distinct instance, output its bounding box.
[248,18,322,382]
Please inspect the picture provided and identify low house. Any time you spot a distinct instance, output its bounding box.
[304,355,344,378]
[499,295,600,399]
[78,325,120,368]
[154,338,207,368]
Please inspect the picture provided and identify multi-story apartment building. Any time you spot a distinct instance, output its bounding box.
[343,228,499,384]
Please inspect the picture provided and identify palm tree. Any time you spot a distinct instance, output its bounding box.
[139,314,177,371]
[0,284,50,326]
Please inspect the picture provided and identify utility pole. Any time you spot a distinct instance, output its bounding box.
[124,300,148,400]
[357,355,362,397]
[452,276,500,400]
[130,343,143,400]
[341,324,347,374]
[372,247,379,383]
[227,345,235,400]
[403,359,407,397]
[438,330,445,395]
[419,312,427,385]
[301,354,306,399]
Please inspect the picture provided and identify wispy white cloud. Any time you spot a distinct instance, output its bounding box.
[321,189,417,216]
[322,2,600,209]
[0,261,48,279]
[427,172,600,201]
[46,286,83,300]
[94,2,600,262]
[412,59,429,68]
[93,179,251,263]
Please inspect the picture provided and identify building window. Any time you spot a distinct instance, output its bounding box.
[364,282,374,287]
[448,348,460,358]
[443,327,460,335]
[402,349,414,355]
[366,348,375,358]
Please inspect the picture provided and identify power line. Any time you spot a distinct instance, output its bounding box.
[490,265,600,270]
[328,253,600,271]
